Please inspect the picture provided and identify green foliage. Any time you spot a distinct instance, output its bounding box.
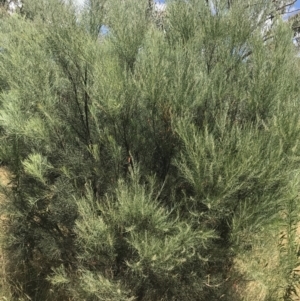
[52,171,215,300]
[0,0,300,300]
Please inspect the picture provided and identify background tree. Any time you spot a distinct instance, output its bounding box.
[0,0,300,300]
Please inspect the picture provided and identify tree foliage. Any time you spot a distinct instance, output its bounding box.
[0,0,300,300]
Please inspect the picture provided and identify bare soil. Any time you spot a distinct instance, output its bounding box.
[0,167,11,300]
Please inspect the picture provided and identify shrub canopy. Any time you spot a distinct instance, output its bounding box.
[1,0,300,300]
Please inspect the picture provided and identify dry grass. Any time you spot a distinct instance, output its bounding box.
[0,167,14,301]
[0,167,12,188]
[229,221,300,301]
[232,231,282,301]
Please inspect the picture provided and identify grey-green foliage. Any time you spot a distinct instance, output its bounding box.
[0,0,300,300]
[57,170,215,300]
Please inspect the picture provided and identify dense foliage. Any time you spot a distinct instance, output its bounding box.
[1,0,300,300]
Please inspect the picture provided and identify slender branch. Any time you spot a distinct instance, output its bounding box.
[60,62,86,134]
[285,8,300,16]
[273,0,297,14]
[243,0,296,10]
[241,34,275,61]
[84,65,91,144]
[122,115,134,173]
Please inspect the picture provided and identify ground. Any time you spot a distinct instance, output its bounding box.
[0,167,12,300]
